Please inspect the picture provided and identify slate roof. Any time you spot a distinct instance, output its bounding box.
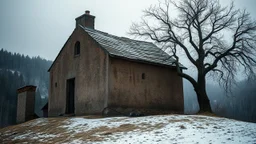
[48,26,185,72]
[80,26,185,68]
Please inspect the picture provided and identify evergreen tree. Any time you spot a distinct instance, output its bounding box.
[0,49,52,128]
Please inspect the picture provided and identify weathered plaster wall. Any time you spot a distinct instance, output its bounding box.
[25,91,35,121]
[48,27,108,116]
[16,92,26,123]
[16,90,36,123]
[108,58,184,112]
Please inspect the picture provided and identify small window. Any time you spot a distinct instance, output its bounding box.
[74,41,80,56]
[55,82,57,87]
[142,73,145,79]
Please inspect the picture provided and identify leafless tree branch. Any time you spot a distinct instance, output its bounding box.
[129,0,256,112]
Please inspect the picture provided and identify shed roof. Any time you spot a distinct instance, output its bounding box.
[17,85,37,93]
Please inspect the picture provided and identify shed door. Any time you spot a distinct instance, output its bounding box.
[66,78,75,114]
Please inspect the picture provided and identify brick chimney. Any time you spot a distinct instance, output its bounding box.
[75,10,95,29]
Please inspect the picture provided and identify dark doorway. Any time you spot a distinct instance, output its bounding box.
[66,78,75,114]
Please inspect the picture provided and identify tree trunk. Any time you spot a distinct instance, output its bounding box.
[195,75,212,113]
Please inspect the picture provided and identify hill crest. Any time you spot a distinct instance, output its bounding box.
[1,114,255,143]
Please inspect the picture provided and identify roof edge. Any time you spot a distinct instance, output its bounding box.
[48,25,187,72]
[48,29,76,72]
[48,26,112,72]
[79,25,112,55]
[109,54,187,69]
[79,25,186,69]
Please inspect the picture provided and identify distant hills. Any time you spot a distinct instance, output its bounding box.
[0,49,52,128]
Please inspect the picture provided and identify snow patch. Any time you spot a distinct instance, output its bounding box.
[0,68,21,76]
[66,139,84,144]
[13,132,33,140]
[21,118,48,127]
[31,133,56,139]
[2,115,256,144]
[61,115,256,144]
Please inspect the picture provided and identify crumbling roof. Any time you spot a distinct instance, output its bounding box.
[81,26,185,68]
[17,85,37,93]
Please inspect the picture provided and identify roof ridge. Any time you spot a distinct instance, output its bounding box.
[79,25,185,68]
[80,25,155,45]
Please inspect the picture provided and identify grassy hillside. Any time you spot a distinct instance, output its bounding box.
[0,114,255,144]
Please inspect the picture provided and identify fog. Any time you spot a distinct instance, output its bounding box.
[0,0,256,61]
[184,77,256,122]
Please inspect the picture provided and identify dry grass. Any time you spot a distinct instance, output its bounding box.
[0,114,225,143]
[108,117,129,122]
[153,123,167,129]
[168,119,191,123]
[82,115,104,119]
[139,122,167,132]
[0,118,70,144]
[0,118,141,143]
[70,124,139,142]
[197,112,221,117]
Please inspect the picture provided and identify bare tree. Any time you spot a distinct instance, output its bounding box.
[130,0,256,113]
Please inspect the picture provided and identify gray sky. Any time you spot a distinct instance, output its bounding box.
[0,0,255,61]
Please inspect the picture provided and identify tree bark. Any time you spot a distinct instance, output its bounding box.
[195,75,212,113]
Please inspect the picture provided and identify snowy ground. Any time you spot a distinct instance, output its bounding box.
[0,114,256,144]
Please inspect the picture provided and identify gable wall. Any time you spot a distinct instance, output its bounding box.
[108,58,184,112]
[48,27,108,116]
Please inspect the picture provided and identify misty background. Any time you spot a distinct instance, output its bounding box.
[1,0,256,61]
[0,0,256,127]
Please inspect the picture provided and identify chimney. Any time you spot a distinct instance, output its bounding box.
[16,85,37,124]
[75,10,95,29]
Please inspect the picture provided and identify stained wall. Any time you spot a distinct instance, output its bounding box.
[108,58,184,112]
[48,27,108,116]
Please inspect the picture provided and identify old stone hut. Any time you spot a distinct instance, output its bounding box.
[48,11,184,117]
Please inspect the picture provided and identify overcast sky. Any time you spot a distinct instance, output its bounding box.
[0,0,255,61]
